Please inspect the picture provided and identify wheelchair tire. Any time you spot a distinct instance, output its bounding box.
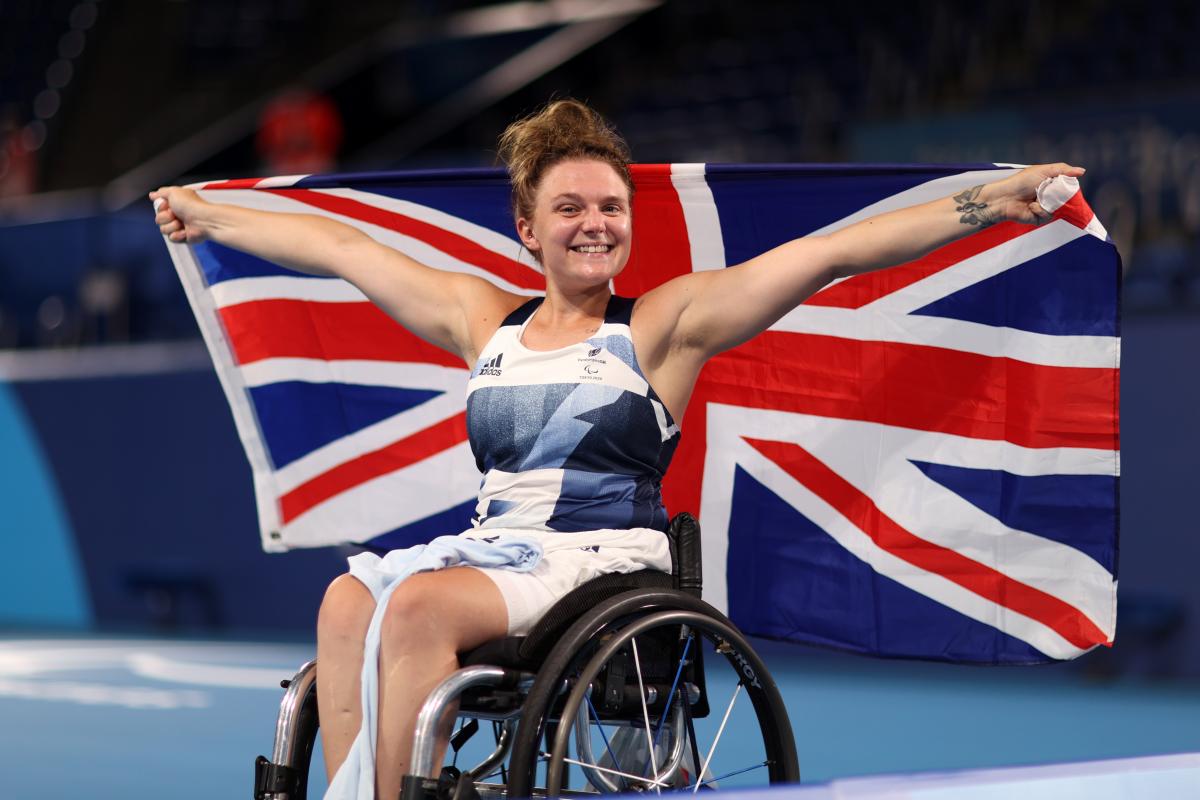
[505,590,798,797]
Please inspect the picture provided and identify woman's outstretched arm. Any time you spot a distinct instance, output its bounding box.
[150,186,518,363]
[641,163,1084,360]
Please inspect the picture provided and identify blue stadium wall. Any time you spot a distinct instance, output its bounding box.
[0,358,345,633]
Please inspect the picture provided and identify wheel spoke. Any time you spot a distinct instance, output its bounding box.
[683,680,704,785]
[585,691,624,775]
[630,636,662,794]
[652,632,693,753]
[692,683,742,793]
[556,755,673,789]
[686,761,769,790]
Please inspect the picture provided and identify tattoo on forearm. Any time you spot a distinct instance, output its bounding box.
[953,185,998,227]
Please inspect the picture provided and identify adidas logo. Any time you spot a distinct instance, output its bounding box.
[479,352,504,376]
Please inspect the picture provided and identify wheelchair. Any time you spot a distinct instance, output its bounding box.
[254,514,799,799]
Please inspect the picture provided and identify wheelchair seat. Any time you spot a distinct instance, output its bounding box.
[254,513,798,800]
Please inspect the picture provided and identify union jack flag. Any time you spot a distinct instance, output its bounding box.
[164,164,1120,664]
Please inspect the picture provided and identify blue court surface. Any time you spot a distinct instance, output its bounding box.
[1,634,1198,799]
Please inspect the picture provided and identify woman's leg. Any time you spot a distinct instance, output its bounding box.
[375,567,509,800]
[316,572,375,779]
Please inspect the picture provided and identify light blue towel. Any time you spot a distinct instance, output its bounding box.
[325,534,542,800]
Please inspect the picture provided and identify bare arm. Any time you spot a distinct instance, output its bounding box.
[641,163,1084,361]
[150,186,518,362]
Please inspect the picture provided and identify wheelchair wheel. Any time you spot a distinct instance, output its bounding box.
[506,591,798,797]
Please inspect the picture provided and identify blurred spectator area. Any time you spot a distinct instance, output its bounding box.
[0,209,191,348]
[1,0,1198,349]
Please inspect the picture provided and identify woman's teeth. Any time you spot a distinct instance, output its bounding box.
[573,244,610,253]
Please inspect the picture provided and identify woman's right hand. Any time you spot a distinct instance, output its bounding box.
[149,186,209,243]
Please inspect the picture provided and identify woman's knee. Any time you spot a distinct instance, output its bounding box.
[317,573,374,642]
[380,575,453,648]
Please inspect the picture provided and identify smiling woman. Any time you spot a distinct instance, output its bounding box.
[148,97,1083,799]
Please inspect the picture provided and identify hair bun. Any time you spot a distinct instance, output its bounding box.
[498,99,633,221]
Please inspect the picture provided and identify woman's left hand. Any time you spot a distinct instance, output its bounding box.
[984,162,1086,226]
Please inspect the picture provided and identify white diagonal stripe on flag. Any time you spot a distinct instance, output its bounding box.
[702,407,1095,659]
[281,442,478,545]
[726,405,1115,630]
[240,358,467,392]
[742,439,1089,659]
[272,392,466,493]
[195,189,541,295]
[809,167,1023,237]
[864,220,1085,315]
[323,188,534,268]
[772,304,1119,368]
[210,275,366,307]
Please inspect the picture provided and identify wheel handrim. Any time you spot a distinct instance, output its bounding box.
[545,609,798,796]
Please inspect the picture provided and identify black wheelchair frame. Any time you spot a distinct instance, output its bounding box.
[254,514,799,799]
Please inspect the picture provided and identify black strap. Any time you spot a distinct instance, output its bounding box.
[449,718,479,755]
[254,755,301,798]
[499,296,543,326]
[604,294,636,325]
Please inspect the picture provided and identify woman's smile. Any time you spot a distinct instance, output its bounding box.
[571,243,612,253]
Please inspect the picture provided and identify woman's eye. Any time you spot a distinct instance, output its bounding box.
[558,205,579,214]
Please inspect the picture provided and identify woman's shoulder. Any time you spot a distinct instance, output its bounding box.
[462,286,538,361]
[628,271,703,326]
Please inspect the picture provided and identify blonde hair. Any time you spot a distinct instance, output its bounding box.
[497,98,633,223]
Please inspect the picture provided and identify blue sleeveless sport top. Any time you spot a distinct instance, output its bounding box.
[465,295,681,532]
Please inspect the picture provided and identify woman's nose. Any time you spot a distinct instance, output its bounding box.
[581,207,606,232]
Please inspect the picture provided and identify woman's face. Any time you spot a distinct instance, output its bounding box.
[517,158,632,293]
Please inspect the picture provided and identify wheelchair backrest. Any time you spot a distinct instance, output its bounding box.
[667,512,702,598]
